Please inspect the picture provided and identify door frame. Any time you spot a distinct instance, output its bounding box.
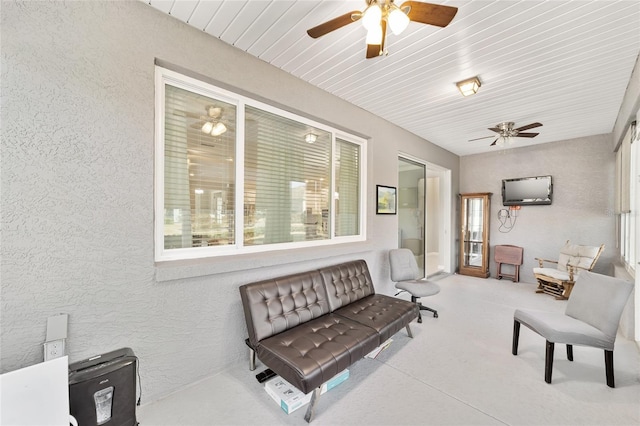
[398,152,452,274]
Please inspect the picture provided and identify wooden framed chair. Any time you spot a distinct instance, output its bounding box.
[533,240,604,300]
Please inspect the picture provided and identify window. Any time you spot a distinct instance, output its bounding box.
[155,68,366,261]
[615,121,637,274]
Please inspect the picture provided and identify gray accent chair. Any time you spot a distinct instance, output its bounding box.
[389,248,441,322]
[512,270,633,387]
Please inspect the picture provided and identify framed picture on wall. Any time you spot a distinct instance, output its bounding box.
[376,185,397,215]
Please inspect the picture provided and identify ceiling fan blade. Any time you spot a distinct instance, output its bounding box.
[366,44,381,58]
[516,132,539,138]
[174,110,202,119]
[400,1,458,27]
[488,127,501,133]
[490,138,499,146]
[514,122,542,132]
[366,20,387,59]
[468,136,495,142]
[307,11,360,38]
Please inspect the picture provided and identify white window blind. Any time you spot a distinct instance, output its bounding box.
[335,138,360,236]
[244,106,331,245]
[163,84,236,250]
[615,121,636,272]
[620,126,632,213]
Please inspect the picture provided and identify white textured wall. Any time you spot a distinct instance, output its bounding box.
[460,134,616,284]
[1,1,459,402]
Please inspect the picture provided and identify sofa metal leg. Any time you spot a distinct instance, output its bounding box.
[405,324,413,339]
[304,387,322,423]
[566,344,573,361]
[605,350,615,388]
[545,341,555,384]
[249,347,256,371]
[512,320,520,355]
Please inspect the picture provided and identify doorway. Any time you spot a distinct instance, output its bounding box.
[398,155,451,277]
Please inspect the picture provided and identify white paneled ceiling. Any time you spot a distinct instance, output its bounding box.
[143,0,640,156]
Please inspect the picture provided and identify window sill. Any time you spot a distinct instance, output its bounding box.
[154,240,375,282]
[612,259,635,281]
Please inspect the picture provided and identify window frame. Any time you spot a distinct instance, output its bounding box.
[154,67,367,262]
[616,122,637,276]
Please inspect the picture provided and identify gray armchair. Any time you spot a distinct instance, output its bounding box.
[389,248,440,323]
[512,270,633,387]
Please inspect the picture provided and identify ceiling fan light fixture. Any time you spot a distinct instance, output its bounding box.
[305,133,317,144]
[362,3,382,30]
[496,136,513,147]
[388,7,410,35]
[456,76,481,97]
[366,23,383,45]
[201,121,214,134]
[210,122,227,136]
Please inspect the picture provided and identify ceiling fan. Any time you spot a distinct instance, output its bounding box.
[306,0,458,59]
[469,122,543,146]
[174,105,231,137]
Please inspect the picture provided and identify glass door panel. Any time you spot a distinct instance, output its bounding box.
[398,158,426,277]
[459,193,491,278]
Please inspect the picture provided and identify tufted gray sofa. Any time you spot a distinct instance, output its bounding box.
[240,259,418,422]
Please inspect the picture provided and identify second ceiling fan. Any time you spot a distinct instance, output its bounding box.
[307,0,458,58]
[469,122,543,146]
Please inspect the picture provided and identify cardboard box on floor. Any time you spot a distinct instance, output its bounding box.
[264,369,349,415]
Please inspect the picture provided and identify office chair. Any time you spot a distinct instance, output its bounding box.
[389,248,440,323]
[513,270,633,387]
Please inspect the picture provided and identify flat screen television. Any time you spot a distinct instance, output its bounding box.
[502,175,552,206]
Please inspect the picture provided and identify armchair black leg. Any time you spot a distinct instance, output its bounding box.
[566,344,573,361]
[512,320,520,355]
[545,341,555,384]
[605,350,615,388]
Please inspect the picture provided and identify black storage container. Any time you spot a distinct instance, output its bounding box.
[69,348,137,426]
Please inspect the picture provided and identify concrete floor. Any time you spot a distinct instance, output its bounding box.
[138,274,640,425]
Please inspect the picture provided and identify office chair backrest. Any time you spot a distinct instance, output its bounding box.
[565,271,633,341]
[389,248,420,282]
